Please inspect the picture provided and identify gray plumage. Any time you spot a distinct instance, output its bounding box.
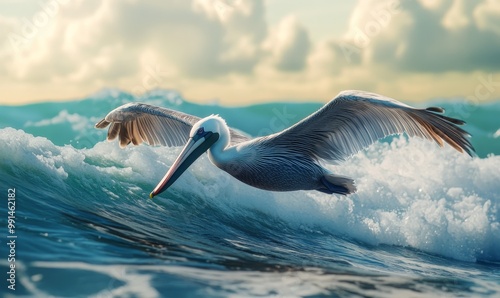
[95,103,249,147]
[96,90,474,195]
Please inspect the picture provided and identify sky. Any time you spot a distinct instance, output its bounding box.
[0,0,499,105]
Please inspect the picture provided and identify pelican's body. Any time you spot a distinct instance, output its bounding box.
[95,90,474,197]
[207,133,354,194]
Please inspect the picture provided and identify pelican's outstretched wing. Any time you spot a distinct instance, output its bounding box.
[95,103,249,147]
[268,90,474,161]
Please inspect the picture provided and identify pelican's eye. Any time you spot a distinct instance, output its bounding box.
[196,127,205,135]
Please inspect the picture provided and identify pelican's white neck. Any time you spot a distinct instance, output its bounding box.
[190,114,241,167]
[207,128,233,167]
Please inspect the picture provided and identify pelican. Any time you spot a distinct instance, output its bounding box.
[95,90,474,198]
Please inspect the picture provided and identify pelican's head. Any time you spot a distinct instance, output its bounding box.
[149,115,226,198]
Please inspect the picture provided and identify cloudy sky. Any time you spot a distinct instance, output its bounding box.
[1,0,499,105]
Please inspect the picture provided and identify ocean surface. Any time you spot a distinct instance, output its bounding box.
[1,89,499,297]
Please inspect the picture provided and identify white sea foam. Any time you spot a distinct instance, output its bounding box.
[167,136,500,262]
[494,128,500,139]
[24,110,102,133]
[1,128,499,262]
[16,261,499,298]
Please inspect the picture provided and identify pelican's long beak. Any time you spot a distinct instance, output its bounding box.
[150,132,219,198]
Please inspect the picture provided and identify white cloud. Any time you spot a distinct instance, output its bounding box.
[337,0,500,73]
[1,0,269,84]
[263,15,310,72]
[416,0,447,11]
[442,0,475,30]
[474,0,500,35]
[0,0,499,105]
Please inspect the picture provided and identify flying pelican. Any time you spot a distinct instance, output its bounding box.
[95,90,474,198]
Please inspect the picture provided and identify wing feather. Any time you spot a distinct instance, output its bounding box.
[266,90,474,161]
[107,122,120,141]
[95,102,249,148]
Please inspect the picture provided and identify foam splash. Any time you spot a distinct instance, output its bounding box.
[1,127,499,262]
[157,136,500,262]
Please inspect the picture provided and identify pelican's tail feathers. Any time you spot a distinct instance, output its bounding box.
[319,175,357,195]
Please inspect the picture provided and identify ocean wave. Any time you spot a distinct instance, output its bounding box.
[1,127,498,262]
[1,90,499,296]
[2,88,499,156]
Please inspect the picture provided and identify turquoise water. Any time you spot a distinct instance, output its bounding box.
[1,89,499,297]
